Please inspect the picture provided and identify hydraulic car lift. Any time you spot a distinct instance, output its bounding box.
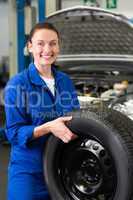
[16,0,46,72]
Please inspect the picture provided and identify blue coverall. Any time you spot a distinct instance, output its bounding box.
[4,63,80,200]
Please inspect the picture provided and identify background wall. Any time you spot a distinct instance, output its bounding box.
[61,0,133,17]
[0,2,9,61]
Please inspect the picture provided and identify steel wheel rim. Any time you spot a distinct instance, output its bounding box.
[55,137,117,200]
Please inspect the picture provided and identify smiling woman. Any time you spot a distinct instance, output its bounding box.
[27,23,60,72]
[4,22,80,200]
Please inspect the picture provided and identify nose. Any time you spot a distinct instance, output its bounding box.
[43,43,51,53]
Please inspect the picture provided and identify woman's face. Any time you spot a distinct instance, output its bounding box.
[28,28,60,68]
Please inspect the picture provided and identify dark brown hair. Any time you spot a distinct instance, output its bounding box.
[28,22,60,43]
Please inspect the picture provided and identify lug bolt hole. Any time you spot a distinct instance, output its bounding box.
[99,150,106,157]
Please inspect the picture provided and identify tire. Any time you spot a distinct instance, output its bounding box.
[44,109,133,200]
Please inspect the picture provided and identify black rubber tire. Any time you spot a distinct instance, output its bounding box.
[44,108,133,200]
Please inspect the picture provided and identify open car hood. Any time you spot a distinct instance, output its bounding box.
[47,7,133,119]
[47,6,133,68]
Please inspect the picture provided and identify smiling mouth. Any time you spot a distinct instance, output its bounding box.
[41,55,54,60]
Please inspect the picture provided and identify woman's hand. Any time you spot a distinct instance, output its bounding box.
[34,116,77,143]
[47,116,76,143]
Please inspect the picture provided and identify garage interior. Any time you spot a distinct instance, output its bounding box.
[1,0,133,199]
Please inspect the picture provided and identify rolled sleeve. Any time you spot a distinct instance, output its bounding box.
[4,80,35,148]
[17,125,35,147]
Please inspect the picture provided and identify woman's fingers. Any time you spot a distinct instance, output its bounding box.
[61,116,72,122]
[49,116,77,143]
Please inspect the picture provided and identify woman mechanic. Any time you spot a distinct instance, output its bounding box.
[4,22,80,200]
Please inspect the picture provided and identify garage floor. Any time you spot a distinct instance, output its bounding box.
[0,143,10,200]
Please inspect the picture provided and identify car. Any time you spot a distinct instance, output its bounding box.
[44,6,133,200]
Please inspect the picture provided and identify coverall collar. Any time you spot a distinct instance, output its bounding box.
[28,63,63,86]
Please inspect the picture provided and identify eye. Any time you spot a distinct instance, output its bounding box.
[37,41,44,47]
[50,41,57,47]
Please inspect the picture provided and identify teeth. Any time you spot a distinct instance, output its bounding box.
[42,55,52,58]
